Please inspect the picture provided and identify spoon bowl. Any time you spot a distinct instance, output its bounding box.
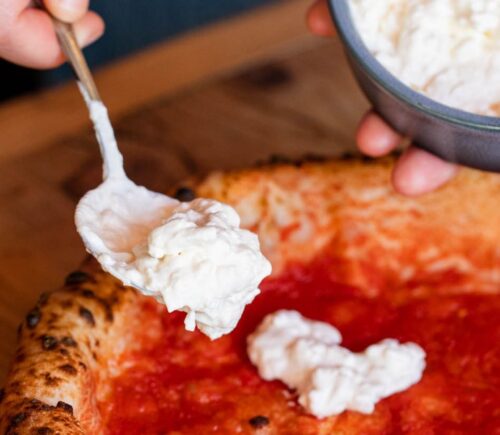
[76,176,178,296]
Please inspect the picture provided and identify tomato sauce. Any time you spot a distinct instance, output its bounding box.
[102,254,500,434]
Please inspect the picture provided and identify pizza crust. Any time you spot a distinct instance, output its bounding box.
[0,260,144,434]
[1,159,499,434]
[198,159,500,294]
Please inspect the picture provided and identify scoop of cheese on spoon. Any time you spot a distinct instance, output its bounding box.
[50,17,271,340]
[76,96,271,340]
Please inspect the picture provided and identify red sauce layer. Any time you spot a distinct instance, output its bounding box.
[102,256,500,434]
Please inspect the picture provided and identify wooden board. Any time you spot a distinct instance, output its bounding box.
[0,0,315,163]
[0,8,368,380]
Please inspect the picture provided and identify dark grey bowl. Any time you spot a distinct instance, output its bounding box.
[328,0,500,172]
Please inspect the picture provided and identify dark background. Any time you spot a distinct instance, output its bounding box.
[0,0,275,101]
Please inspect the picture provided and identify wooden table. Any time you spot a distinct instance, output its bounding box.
[0,0,368,381]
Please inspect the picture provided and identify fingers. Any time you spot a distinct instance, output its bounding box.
[44,0,89,23]
[306,0,336,36]
[357,111,458,195]
[0,8,104,69]
[392,147,459,196]
[356,111,403,157]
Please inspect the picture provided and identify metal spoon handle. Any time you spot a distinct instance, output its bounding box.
[52,20,101,102]
[34,0,100,101]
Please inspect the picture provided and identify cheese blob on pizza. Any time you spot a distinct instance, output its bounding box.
[1,158,499,434]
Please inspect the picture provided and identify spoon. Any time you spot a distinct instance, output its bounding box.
[48,13,179,295]
[49,12,272,339]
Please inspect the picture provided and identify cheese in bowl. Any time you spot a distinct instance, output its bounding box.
[349,0,500,116]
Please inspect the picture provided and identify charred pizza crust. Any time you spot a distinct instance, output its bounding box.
[1,159,499,434]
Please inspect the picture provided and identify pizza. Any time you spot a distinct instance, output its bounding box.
[1,157,499,434]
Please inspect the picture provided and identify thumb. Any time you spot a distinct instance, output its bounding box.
[44,0,89,23]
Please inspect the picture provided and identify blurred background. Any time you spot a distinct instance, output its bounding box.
[0,0,275,101]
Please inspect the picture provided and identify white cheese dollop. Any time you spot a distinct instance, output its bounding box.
[349,0,500,116]
[247,310,426,418]
[124,198,271,339]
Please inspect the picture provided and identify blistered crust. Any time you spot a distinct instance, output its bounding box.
[1,159,499,433]
[0,260,144,434]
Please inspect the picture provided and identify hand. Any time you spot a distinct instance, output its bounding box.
[0,0,104,69]
[307,0,459,196]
